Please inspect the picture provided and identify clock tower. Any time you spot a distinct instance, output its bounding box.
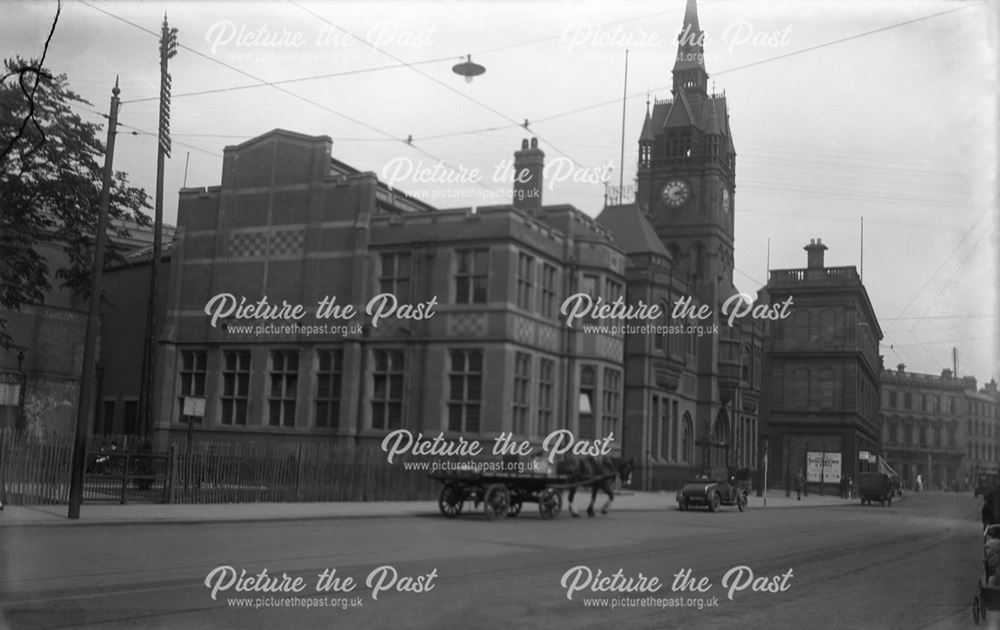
[636,0,736,301]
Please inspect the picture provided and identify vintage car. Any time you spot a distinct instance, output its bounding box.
[858,471,894,507]
[676,473,748,512]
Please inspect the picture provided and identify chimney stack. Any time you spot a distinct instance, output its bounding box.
[804,237,828,270]
[513,137,544,214]
[896,363,905,375]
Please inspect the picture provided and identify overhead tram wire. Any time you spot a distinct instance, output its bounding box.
[81,106,222,159]
[403,2,984,144]
[76,0,493,191]
[286,0,588,170]
[901,216,997,334]
[121,1,706,107]
[883,204,996,331]
[123,57,461,104]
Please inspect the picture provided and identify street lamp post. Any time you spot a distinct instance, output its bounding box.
[820,443,826,496]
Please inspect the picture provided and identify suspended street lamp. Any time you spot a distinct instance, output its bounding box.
[452,54,485,83]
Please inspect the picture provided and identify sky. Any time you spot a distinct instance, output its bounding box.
[4,0,998,385]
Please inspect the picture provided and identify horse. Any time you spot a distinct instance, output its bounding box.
[555,455,634,518]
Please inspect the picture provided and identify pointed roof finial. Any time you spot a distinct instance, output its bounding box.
[673,0,706,76]
[112,75,120,97]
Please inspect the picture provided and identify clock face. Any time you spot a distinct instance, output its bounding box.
[661,179,691,208]
[722,188,731,214]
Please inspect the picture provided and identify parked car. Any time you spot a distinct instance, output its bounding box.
[859,472,894,507]
[676,472,748,512]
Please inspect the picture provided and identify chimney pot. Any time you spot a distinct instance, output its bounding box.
[897,363,905,375]
[513,137,544,214]
[804,238,828,269]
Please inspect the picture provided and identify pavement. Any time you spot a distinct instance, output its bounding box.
[0,488,865,527]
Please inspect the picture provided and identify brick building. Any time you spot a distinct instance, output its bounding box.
[759,239,884,491]
[142,129,627,450]
[95,0,764,491]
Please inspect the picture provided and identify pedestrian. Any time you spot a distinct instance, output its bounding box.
[794,468,805,500]
[915,473,923,492]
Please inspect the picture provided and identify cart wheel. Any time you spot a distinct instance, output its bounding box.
[539,489,562,520]
[438,483,464,518]
[483,484,510,521]
[508,497,523,517]
[737,492,748,512]
[974,595,982,624]
[708,492,721,512]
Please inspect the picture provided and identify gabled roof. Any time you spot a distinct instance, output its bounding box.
[663,90,695,128]
[595,203,671,258]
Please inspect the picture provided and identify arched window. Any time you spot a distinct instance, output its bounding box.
[792,310,810,342]
[818,367,835,409]
[579,366,596,440]
[659,398,670,462]
[790,367,809,409]
[819,308,836,340]
[681,413,693,464]
[740,345,751,384]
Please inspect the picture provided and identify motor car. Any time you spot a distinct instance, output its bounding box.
[676,472,748,512]
[859,471,894,507]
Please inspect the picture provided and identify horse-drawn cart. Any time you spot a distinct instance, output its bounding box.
[429,455,633,521]
[430,469,569,520]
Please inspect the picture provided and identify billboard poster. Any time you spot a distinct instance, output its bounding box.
[805,451,842,484]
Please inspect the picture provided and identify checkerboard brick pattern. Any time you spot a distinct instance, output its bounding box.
[598,336,624,360]
[229,229,304,258]
[446,313,487,337]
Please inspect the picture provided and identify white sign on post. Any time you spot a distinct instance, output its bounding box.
[183,396,206,417]
[806,451,842,483]
[0,382,20,406]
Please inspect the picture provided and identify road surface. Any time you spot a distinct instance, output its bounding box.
[0,492,983,629]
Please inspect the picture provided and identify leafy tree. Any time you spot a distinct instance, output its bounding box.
[0,56,151,349]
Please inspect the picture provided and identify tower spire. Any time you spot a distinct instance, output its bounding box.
[672,0,708,96]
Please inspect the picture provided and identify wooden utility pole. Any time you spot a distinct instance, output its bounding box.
[138,15,178,437]
[68,78,120,519]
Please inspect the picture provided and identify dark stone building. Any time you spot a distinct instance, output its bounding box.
[879,365,967,490]
[759,239,883,491]
[609,0,763,485]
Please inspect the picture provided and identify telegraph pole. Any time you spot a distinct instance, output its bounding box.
[138,15,177,438]
[69,78,121,519]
